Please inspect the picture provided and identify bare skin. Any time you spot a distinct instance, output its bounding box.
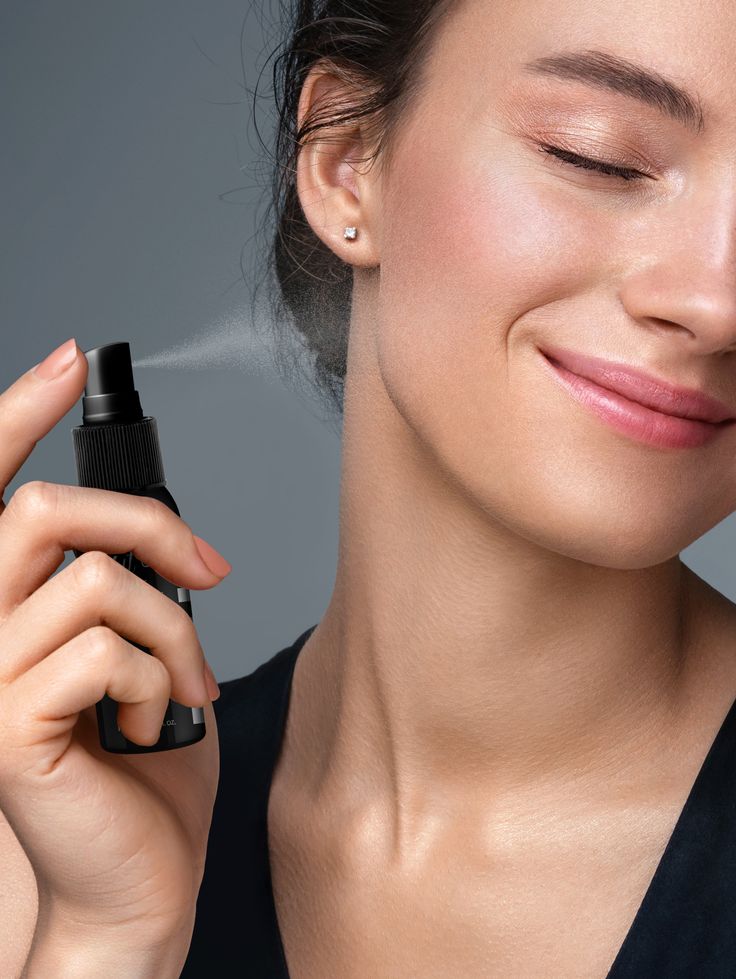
[269,572,736,978]
[263,0,736,975]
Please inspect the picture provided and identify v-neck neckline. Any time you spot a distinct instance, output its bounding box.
[605,685,736,976]
[261,627,736,979]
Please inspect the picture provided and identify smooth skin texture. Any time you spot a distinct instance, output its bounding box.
[265,1,736,976]
[0,340,228,976]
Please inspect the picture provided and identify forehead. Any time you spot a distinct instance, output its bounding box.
[422,0,733,131]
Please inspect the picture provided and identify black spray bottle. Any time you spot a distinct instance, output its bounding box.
[71,341,207,753]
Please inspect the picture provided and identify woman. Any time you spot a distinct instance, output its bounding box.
[5,0,736,975]
[191,0,736,973]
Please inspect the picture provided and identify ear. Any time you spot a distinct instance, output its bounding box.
[295,66,381,269]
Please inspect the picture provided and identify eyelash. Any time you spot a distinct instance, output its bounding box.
[537,143,651,183]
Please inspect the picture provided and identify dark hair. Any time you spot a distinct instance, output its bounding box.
[249,0,456,420]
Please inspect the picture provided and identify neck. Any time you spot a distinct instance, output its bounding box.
[287,306,720,835]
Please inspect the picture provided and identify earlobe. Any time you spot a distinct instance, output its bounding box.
[295,68,380,267]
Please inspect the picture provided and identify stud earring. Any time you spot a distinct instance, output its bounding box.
[343,226,358,240]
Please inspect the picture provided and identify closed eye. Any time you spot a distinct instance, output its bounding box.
[537,143,653,183]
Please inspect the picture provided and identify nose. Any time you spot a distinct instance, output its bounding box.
[618,179,736,356]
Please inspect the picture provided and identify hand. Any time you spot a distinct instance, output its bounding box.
[0,338,228,947]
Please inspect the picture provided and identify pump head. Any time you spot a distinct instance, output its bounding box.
[72,341,165,491]
[81,342,144,425]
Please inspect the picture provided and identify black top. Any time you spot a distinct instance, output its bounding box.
[180,623,736,977]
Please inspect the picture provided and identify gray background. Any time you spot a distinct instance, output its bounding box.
[1,0,339,682]
[1,2,734,684]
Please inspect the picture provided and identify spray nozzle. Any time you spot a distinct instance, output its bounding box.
[72,341,165,490]
[82,342,144,425]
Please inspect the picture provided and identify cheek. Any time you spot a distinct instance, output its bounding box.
[372,140,736,565]
[375,139,599,466]
[378,139,606,379]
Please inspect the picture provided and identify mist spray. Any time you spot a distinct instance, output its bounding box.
[71,341,207,753]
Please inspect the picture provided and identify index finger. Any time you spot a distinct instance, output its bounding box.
[0,339,88,511]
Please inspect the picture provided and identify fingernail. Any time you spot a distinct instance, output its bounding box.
[193,535,232,578]
[203,659,221,701]
[32,338,78,379]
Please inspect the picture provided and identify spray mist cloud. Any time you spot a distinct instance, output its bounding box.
[131,303,279,378]
[128,295,337,433]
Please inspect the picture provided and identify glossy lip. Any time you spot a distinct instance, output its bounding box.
[538,346,736,450]
[539,343,734,424]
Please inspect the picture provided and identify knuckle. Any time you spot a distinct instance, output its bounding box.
[72,550,121,596]
[7,480,59,522]
[170,604,197,645]
[149,654,172,696]
[82,624,120,664]
[139,495,173,532]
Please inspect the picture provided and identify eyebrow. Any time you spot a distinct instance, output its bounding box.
[522,49,705,135]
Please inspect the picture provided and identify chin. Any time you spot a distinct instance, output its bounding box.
[471,485,700,571]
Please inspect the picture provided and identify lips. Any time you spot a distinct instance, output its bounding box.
[538,344,734,424]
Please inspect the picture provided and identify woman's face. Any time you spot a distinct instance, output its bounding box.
[365,0,736,568]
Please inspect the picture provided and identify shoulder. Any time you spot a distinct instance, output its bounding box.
[180,625,317,977]
[211,624,317,779]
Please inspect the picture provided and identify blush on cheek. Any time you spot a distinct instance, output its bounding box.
[375,118,617,447]
[381,157,594,375]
